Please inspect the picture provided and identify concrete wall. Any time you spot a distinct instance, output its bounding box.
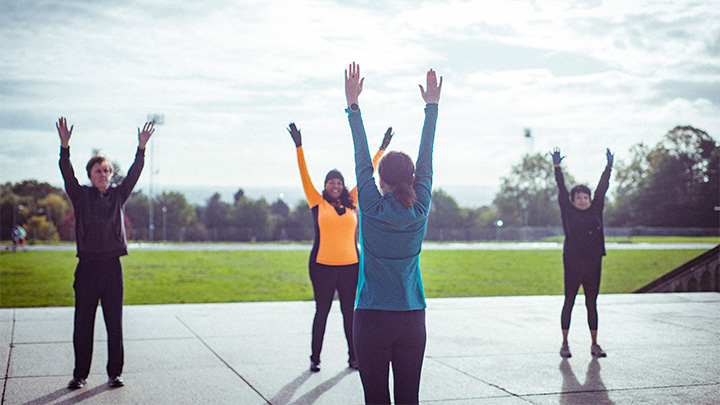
[636,245,720,293]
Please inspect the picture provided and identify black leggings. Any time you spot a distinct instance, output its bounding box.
[309,262,359,363]
[353,309,426,405]
[561,256,602,331]
[73,257,124,379]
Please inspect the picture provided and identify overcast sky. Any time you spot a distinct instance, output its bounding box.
[2,0,719,205]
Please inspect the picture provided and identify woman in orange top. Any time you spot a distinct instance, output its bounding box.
[288,122,391,372]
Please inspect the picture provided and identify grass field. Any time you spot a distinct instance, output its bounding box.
[540,236,719,244]
[0,246,710,308]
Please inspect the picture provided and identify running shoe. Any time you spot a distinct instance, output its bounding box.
[108,376,125,388]
[67,377,87,389]
[591,344,607,357]
[560,344,572,358]
[310,360,320,372]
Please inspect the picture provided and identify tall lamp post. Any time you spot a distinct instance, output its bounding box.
[524,128,533,154]
[162,206,167,241]
[147,113,164,241]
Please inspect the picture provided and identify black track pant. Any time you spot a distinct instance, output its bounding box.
[73,257,124,379]
[309,262,359,364]
[561,256,602,330]
[353,309,426,405]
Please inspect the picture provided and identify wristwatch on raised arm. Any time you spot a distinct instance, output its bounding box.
[349,103,359,112]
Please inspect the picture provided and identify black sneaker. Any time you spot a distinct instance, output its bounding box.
[67,377,87,389]
[108,376,125,388]
[310,360,320,372]
[348,360,359,370]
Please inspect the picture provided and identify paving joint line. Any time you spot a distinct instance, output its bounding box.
[2,309,16,405]
[429,357,534,403]
[175,315,271,404]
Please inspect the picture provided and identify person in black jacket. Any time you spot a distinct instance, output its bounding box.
[552,147,613,359]
[57,117,155,389]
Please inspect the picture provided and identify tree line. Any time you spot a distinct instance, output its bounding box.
[1,125,717,242]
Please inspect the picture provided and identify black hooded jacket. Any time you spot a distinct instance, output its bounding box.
[60,147,145,259]
[555,165,611,260]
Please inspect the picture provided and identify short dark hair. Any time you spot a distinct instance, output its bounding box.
[85,155,114,179]
[570,185,591,202]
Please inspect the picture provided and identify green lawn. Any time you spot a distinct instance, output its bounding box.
[540,236,719,244]
[0,247,709,307]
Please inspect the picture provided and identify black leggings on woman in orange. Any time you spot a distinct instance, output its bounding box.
[309,262,359,364]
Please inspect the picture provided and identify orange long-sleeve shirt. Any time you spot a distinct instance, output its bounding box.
[296,146,383,266]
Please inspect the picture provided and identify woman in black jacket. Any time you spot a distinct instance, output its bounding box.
[552,147,613,359]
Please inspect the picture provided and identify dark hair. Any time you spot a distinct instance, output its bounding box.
[378,151,416,208]
[323,187,355,210]
[85,155,113,179]
[570,185,591,202]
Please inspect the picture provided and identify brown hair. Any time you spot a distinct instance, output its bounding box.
[85,155,114,179]
[378,151,416,208]
[570,185,591,202]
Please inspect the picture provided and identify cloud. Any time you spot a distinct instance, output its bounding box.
[1,0,719,204]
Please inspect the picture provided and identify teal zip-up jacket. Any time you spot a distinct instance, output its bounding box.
[348,103,438,310]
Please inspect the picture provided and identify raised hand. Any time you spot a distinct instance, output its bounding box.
[606,148,614,167]
[56,117,73,148]
[419,69,442,104]
[287,123,302,147]
[380,127,393,151]
[345,61,364,108]
[138,121,155,149]
[551,147,565,166]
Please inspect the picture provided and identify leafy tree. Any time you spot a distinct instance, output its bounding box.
[282,200,314,241]
[123,191,150,240]
[154,192,206,241]
[26,215,59,241]
[427,189,465,240]
[202,193,230,240]
[0,181,67,240]
[608,126,719,227]
[271,199,290,217]
[37,194,70,228]
[493,153,569,227]
[269,199,293,240]
[234,188,245,204]
[229,197,271,241]
[110,160,124,185]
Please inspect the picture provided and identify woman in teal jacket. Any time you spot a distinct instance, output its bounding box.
[344,62,441,405]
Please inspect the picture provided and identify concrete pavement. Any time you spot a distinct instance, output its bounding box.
[2,293,719,404]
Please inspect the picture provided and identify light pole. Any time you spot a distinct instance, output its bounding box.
[495,219,503,240]
[146,113,164,241]
[524,128,533,154]
[162,206,167,241]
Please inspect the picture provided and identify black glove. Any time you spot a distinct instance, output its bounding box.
[550,147,564,165]
[380,127,393,151]
[287,123,302,147]
[606,148,614,168]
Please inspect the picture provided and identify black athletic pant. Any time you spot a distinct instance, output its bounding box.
[561,256,602,330]
[353,309,426,405]
[73,257,124,379]
[309,262,359,364]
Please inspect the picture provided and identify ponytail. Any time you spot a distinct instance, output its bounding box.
[393,182,416,208]
[378,151,416,208]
